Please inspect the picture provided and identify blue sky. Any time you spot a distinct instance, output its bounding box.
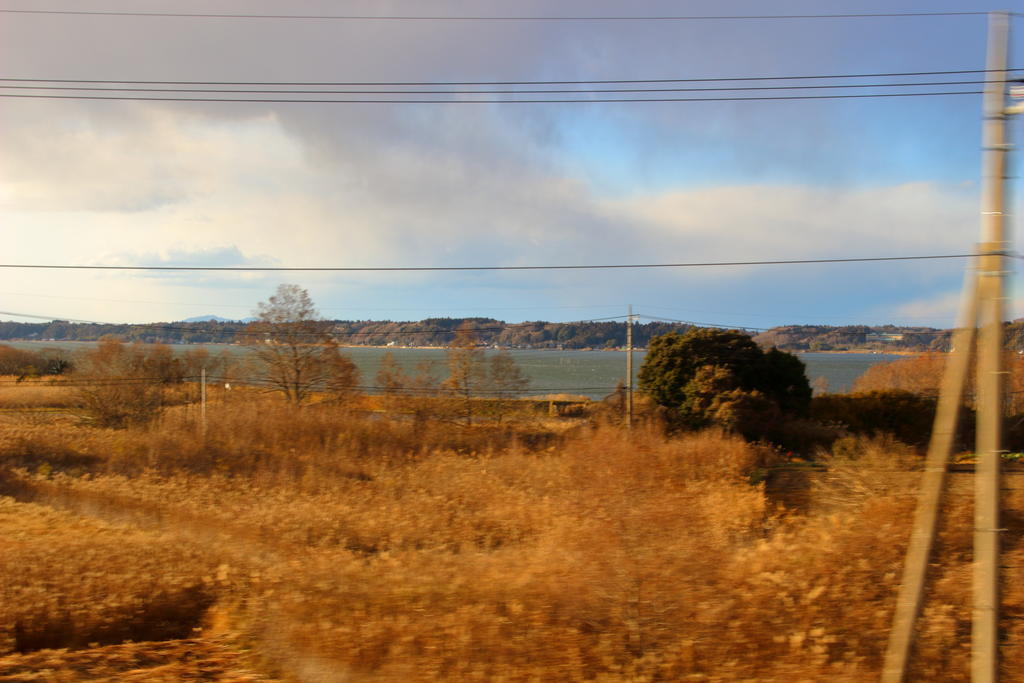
[1,1,1022,328]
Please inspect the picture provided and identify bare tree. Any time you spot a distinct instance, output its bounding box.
[442,329,530,425]
[376,351,440,422]
[243,285,359,405]
[443,328,488,425]
[72,338,171,427]
[488,351,530,422]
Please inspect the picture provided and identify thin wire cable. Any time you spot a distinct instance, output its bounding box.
[0,9,993,20]
[0,90,984,104]
[0,314,635,340]
[636,303,955,323]
[0,253,982,272]
[637,313,769,332]
[0,370,621,397]
[0,310,108,324]
[0,319,959,341]
[0,289,628,314]
[3,68,1018,87]
[0,79,994,95]
[0,376,620,394]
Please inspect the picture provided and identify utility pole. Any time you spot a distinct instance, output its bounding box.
[625,305,634,428]
[882,12,1017,681]
[973,11,1010,682]
[882,275,977,682]
[200,366,208,434]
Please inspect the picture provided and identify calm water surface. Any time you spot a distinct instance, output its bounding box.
[10,341,902,399]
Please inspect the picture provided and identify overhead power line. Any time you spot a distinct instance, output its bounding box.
[3,68,1017,87]
[0,310,106,324]
[0,90,984,104]
[0,314,637,340]
[0,377,199,387]
[198,375,617,396]
[0,253,982,272]
[0,79,993,96]
[0,289,626,314]
[638,313,768,333]
[0,316,959,340]
[0,9,992,20]
[0,375,619,395]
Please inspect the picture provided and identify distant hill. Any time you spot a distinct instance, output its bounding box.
[180,315,235,323]
[0,317,688,348]
[754,325,952,352]
[3,317,1024,353]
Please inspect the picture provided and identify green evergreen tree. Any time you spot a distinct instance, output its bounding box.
[638,328,811,436]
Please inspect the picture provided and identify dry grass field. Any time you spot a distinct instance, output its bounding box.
[0,386,1022,680]
[0,376,78,412]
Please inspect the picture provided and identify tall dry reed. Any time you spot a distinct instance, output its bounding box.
[2,393,1021,680]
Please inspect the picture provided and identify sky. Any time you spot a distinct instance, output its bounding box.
[2,0,1023,329]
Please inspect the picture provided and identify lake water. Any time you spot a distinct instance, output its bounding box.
[8,341,902,399]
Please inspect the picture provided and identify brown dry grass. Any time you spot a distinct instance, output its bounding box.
[0,388,1021,680]
[0,498,222,655]
[0,637,272,681]
[0,376,77,409]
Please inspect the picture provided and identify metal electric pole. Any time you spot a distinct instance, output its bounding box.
[973,11,1011,682]
[625,305,634,428]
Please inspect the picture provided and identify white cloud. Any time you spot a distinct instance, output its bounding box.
[889,290,964,324]
[609,182,976,260]
[0,97,983,324]
[0,0,1012,325]
[0,104,293,213]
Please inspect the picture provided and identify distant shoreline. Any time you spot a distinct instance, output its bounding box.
[4,339,932,355]
[795,349,923,356]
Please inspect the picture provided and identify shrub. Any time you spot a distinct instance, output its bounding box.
[852,352,945,396]
[0,345,71,376]
[810,390,940,448]
[71,339,172,428]
[638,328,811,441]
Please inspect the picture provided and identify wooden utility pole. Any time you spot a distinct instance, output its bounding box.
[973,11,1010,682]
[200,366,208,433]
[882,12,1014,681]
[881,277,977,682]
[625,305,634,428]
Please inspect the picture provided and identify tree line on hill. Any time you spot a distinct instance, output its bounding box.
[7,315,1024,353]
[0,318,693,348]
[752,321,1024,353]
[752,324,950,352]
[8,283,1024,457]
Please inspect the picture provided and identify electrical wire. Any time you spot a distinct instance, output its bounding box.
[3,68,1017,87]
[0,290,629,315]
[0,315,637,340]
[635,312,961,337]
[0,320,959,342]
[0,9,993,20]
[0,304,970,339]
[0,79,994,95]
[635,303,954,323]
[0,253,982,272]
[0,376,618,394]
[0,373,620,397]
[637,313,768,333]
[0,90,984,103]
[0,310,111,324]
